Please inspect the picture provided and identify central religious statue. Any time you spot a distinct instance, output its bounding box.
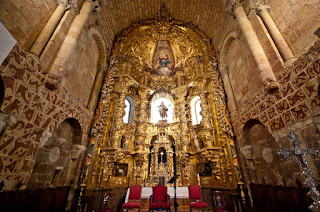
[158,101,169,120]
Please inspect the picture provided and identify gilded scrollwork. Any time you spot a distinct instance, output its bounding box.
[85,5,239,190]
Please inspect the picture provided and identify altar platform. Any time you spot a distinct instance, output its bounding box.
[125,187,191,210]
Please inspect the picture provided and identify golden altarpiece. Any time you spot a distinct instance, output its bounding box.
[84,7,241,191]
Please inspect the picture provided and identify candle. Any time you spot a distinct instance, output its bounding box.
[197,174,200,185]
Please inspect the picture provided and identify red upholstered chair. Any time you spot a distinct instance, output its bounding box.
[149,185,170,212]
[188,185,208,212]
[122,185,142,212]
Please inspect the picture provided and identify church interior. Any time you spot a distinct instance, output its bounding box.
[0,0,320,211]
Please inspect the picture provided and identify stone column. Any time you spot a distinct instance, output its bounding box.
[87,67,106,111]
[220,66,238,113]
[228,0,279,92]
[29,1,70,56]
[49,1,95,80]
[256,4,295,63]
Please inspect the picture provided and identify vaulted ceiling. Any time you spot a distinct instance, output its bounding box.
[97,0,230,49]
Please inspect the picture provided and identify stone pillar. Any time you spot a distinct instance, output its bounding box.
[256,4,295,63]
[220,66,238,113]
[228,0,279,93]
[30,2,70,56]
[87,67,106,111]
[49,1,94,80]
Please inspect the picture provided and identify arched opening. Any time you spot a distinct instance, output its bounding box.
[123,96,134,124]
[0,75,4,107]
[241,119,282,185]
[151,92,174,124]
[28,118,83,189]
[318,84,320,101]
[191,96,202,125]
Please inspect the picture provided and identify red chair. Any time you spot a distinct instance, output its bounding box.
[122,185,142,212]
[188,185,208,212]
[149,185,170,212]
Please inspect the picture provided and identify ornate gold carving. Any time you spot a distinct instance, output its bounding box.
[85,6,240,189]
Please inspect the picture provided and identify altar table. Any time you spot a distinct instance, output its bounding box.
[125,187,189,202]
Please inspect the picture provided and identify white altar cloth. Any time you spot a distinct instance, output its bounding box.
[125,187,189,202]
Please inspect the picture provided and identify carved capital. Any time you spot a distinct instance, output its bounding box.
[225,0,243,15]
[88,0,102,12]
[56,0,71,9]
[255,3,270,14]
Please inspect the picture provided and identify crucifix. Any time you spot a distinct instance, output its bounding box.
[278,131,320,211]
[159,151,164,163]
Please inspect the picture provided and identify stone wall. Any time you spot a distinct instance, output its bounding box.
[0,0,57,50]
[61,26,99,106]
[269,0,320,57]
[233,40,320,186]
[0,45,92,191]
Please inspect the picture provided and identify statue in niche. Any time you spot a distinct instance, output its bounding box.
[121,132,130,150]
[158,101,169,120]
[193,132,203,152]
[151,40,175,76]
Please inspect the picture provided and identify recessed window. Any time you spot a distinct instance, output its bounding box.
[191,96,202,125]
[123,96,135,124]
[123,99,130,124]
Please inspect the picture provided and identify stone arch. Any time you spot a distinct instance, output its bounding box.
[89,25,107,69]
[241,119,283,185]
[0,75,16,136]
[0,75,4,107]
[219,30,240,68]
[28,118,84,189]
[318,84,320,101]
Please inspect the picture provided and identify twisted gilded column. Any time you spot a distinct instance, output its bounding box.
[135,87,148,151]
[220,66,238,113]
[227,0,278,92]
[256,4,295,63]
[112,91,127,148]
[176,87,189,151]
[29,1,71,56]
[199,92,215,148]
[87,67,107,110]
[49,1,96,80]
